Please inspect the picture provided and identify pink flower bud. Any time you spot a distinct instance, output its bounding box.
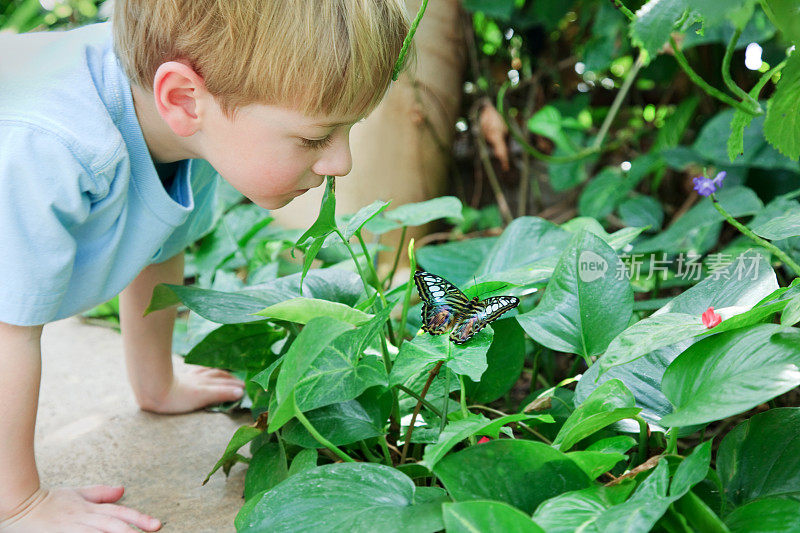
[702,307,722,328]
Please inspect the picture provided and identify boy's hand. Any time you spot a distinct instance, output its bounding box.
[0,485,161,532]
[138,364,245,414]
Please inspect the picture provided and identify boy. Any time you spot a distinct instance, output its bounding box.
[0,0,410,530]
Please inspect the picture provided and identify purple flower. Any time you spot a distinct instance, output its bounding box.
[693,171,726,197]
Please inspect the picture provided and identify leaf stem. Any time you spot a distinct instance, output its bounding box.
[400,360,443,463]
[712,196,800,276]
[669,36,759,115]
[392,0,428,80]
[336,229,373,298]
[470,404,553,444]
[592,54,643,149]
[609,0,635,21]
[382,226,408,290]
[294,404,355,462]
[751,57,788,99]
[397,239,417,351]
[633,415,649,466]
[459,374,476,446]
[497,82,601,164]
[722,28,761,112]
[397,384,443,417]
[665,427,679,455]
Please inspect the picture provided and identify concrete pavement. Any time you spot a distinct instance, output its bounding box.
[36,318,250,532]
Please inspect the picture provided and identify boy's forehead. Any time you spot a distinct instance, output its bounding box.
[243,103,362,128]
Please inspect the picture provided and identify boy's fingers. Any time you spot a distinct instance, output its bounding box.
[95,503,161,532]
[75,485,125,503]
[205,385,245,400]
[79,513,139,533]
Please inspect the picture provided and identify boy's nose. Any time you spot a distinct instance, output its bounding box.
[313,140,353,177]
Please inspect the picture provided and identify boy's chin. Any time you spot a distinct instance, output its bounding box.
[252,194,300,210]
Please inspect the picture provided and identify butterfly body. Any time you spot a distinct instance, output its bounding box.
[414,271,519,344]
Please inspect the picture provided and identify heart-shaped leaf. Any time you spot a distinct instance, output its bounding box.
[443,501,544,533]
[517,231,633,361]
[661,325,800,427]
[236,463,445,533]
[433,440,590,514]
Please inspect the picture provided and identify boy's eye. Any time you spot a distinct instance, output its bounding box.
[300,136,334,150]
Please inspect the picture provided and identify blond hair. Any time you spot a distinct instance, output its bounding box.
[113,0,410,118]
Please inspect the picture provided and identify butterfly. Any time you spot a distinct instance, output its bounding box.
[413,270,519,345]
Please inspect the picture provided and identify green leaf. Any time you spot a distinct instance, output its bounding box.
[432,440,590,514]
[761,0,800,45]
[281,399,384,448]
[416,238,498,287]
[580,250,779,431]
[476,217,571,284]
[341,200,391,241]
[671,440,712,499]
[660,325,800,427]
[728,108,755,162]
[389,327,494,386]
[287,448,318,477]
[202,426,261,484]
[635,187,763,253]
[243,442,287,500]
[578,168,630,219]
[461,0,516,20]
[516,231,633,360]
[269,317,354,431]
[374,196,463,233]
[717,407,800,507]
[465,319,525,403]
[274,311,391,425]
[184,323,284,372]
[443,501,544,533]
[590,461,673,532]
[692,110,799,172]
[725,498,800,533]
[630,0,689,61]
[751,201,800,240]
[553,379,640,451]
[528,106,577,152]
[618,196,664,232]
[236,463,445,533]
[566,451,627,481]
[782,294,800,326]
[586,436,637,455]
[146,284,270,323]
[295,177,337,247]
[598,313,707,374]
[764,53,800,160]
[532,483,636,533]
[254,297,373,326]
[654,95,699,150]
[419,412,554,470]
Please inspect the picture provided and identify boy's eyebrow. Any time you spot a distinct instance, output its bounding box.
[312,121,350,128]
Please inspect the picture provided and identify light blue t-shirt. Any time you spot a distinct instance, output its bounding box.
[0,22,219,326]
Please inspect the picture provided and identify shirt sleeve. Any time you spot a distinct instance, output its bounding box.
[150,159,219,264]
[0,123,91,325]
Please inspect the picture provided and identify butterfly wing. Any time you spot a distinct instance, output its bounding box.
[414,271,471,335]
[449,296,520,344]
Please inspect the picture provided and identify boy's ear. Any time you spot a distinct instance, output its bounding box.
[152,61,206,137]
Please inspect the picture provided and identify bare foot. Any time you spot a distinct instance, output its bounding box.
[139,365,245,414]
[0,485,161,532]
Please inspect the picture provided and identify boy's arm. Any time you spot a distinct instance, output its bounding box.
[119,252,184,411]
[0,322,43,517]
[119,252,244,414]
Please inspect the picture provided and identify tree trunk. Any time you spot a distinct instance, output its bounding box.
[271,0,466,269]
